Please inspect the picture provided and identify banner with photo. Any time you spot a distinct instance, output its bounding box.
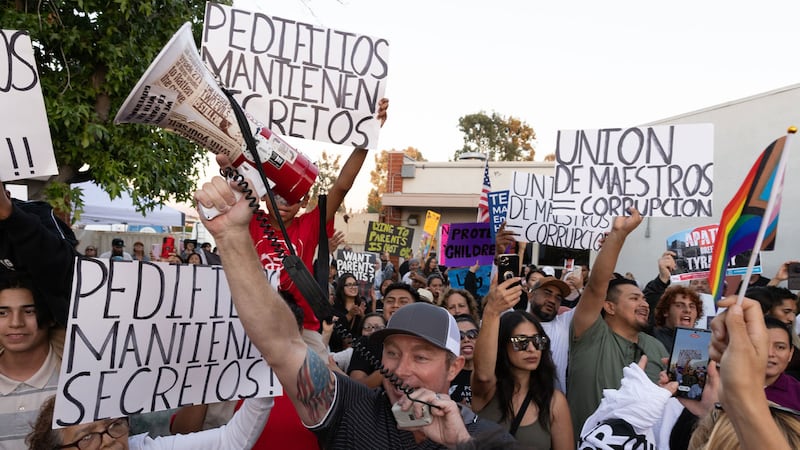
[667,224,762,281]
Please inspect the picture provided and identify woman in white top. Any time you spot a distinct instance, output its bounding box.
[26,395,273,450]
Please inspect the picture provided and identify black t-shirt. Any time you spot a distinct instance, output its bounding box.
[448,369,472,407]
[310,372,513,449]
[347,336,383,376]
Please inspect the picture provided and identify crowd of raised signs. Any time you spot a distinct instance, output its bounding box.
[1,165,798,450]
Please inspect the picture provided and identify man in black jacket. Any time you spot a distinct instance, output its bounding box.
[0,182,76,325]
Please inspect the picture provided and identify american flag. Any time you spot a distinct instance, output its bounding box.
[477,158,491,222]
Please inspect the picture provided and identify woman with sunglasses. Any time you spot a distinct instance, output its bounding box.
[472,277,573,450]
[26,395,273,450]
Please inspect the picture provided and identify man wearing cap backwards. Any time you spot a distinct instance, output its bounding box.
[99,238,133,261]
[195,177,511,449]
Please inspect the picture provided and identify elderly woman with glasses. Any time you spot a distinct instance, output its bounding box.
[472,277,574,450]
[26,395,273,450]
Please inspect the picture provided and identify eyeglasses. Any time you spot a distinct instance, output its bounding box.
[460,329,479,341]
[58,418,129,449]
[363,324,385,332]
[344,283,358,288]
[509,334,549,351]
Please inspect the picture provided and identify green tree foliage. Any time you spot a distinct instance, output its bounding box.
[306,150,342,213]
[4,0,231,219]
[367,147,425,213]
[454,111,536,162]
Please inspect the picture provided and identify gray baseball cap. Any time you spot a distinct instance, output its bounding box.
[370,302,460,356]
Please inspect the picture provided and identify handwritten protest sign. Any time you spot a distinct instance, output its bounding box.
[448,265,492,298]
[553,123,714,217]
[336,249,377,283]
[667,224,762,281]
[53,258,280,427]
[0,30,58,181]
[202,3,389,149]
[440,223,495,267]
[419,210,441,259]
[505,172,610,251]
[365,221,414,258]
[487,190,509,239]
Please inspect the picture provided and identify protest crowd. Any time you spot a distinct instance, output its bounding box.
[3,5,800,450]
[4,121,800,449]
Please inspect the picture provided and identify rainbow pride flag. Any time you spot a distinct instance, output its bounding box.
[708,133,792,301]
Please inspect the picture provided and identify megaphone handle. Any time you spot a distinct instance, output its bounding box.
[199,189,244,220]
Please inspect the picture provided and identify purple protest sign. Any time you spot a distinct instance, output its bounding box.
[439,222,495,267]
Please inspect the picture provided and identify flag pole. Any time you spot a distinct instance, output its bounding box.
[736,127,795,305]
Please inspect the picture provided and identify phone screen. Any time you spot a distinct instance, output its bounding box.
[668,327,712,399]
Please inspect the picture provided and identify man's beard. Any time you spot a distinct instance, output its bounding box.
[531,303,556,322]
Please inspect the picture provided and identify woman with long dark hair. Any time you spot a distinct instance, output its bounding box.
[422,255,441,278]
[472,278,573,449]
[328,273,366,352]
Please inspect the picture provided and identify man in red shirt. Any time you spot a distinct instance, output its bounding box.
[226,98,388,358]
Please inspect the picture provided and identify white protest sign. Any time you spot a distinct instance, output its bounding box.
[0,30,58,181]
[553,123,714,217]
[53,258,281,427]
[202,3,389,149]
[505,171,610,251]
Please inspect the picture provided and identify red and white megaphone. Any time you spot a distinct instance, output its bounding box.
[114,23,317,217]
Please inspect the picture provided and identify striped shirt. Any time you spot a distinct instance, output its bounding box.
[0,346,61,449]
[309,372,513,449]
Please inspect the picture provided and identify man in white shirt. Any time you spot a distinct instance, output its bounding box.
[0,273,62,449]
[99,238,133,261]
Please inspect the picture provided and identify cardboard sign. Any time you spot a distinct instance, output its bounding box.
[505,171,610,251]
[0,30,58,181]
[364,221,414,258]
[336,249,377,283]
[440,223,495,267]
[487,190,509,239]
[419,210,441,259]
[553,123,714,217]
[447,265,492,298]
[667,224,762,281]
[53,258,281,427]
[202,3,389,149]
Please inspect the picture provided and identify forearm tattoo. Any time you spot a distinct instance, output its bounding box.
[296,348,336,424]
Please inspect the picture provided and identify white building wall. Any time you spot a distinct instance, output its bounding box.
[377,84,800,279]
[617,84,800,285]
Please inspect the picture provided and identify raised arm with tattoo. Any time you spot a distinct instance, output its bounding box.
[195,177,335,426]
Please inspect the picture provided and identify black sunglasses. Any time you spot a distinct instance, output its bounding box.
[459,329,479,341]
[509,334,549,351]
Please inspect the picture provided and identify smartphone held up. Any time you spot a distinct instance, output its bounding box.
[667,327,712,399]
[497,254,520,285]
